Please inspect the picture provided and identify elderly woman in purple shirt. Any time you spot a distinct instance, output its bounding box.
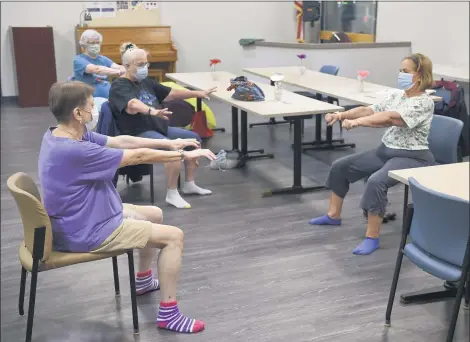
[38,81,216,333]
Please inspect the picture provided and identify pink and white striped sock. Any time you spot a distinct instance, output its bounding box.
[157,301,205,333]
[135,270,160,296]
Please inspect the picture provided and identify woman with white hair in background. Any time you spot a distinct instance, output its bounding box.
[73,29,125,98]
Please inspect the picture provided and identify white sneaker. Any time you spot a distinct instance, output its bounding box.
[209,150,239,170]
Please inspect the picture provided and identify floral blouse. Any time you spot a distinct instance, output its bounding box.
[370,90,434,150]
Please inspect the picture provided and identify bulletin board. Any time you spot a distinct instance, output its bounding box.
[84,1,160,27]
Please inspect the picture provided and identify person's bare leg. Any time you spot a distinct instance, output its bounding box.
[145,224,205,333]
[365,214,382,238]
[327,192,344,219]
[164,161,191,209]
[123,205,163,294]
[184,159,197,182]
[124,205,162,271]
[352,213,382,255]
[309,191,343,226]
[182,159,212,195]
[165,161,180,190]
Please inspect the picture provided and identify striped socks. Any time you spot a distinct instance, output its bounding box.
[135,270,160,296]
[157,301,205,333]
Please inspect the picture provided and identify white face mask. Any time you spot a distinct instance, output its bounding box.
[84,106,99,131]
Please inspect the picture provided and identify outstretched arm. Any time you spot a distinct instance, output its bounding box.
[164,87,217,102]
[354,111,405,128]
[106,135,199,150]
[340,106,375,120]
[119,148,215,168]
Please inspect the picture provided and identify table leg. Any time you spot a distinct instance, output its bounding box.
[248,80,289,128]
[238,110,274,166]
[229,106,239,152]
[298,94,355,151]
[262,116,327,197]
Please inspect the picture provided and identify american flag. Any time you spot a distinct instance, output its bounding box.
[294,1,304,43]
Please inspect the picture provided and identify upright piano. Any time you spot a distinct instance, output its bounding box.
[75,26,177,82]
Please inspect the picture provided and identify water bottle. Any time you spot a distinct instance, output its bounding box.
[274,81,283,102]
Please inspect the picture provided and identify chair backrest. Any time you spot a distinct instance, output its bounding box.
[7,173,53,261]
[96,101,120,137]
[319,65,340,76]
[433,87,452,113]
[428,115,463,164]
[409,177,469,267]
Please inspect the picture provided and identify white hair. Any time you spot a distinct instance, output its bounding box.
[122,48,147,67]
[120,42,138,56]
[79,29,103,46]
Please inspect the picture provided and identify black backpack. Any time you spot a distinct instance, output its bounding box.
[432,80,470,157]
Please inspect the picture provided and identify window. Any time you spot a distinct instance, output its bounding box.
[321,1,378,39]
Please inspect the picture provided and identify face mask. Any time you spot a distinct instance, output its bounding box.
[135,65,148,82]
[83,106,99,131]
[398,72,415,90]
[86,44,100,56]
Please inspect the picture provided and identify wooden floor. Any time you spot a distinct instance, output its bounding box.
[1,101,469,342]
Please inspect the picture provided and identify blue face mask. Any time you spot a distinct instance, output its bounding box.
[398,72,414,90]
[135,65,148,82]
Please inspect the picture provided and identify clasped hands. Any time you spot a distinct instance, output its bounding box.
[324,112,359,131]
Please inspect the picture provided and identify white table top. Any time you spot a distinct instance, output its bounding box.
[433,64,469,83]
[165,71,344,118]
[388,162,469,201]
[243,66,441,106]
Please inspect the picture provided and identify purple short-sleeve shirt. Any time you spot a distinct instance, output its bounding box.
[38,129,124,252]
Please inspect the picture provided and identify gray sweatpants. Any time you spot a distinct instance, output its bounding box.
[326,144,435,216]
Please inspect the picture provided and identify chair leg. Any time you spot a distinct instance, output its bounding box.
[19,267,27,316]
[127,251,139,334]
[446,243,470,342]
[464,272,469,309]
[385,204,414,326]
[25,259,40,342]
[149,165,155,205]
[112,256,120,297]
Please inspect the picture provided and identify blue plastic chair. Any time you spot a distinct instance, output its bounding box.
[97,102,155,204]
[385,177,470,342]
[433,86,453,113]
[429,115,464,164]
[319,65,340,76]
[295,65,340,103]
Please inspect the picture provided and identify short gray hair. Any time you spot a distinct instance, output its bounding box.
[79,29,103,46]
[122,48,147,67]
[48,81,94,123]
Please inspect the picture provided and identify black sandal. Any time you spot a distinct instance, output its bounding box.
[363,210,397,223]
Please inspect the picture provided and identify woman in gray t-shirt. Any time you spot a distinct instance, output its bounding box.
[309,53,436,255]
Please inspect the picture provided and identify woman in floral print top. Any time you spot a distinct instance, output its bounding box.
[309,53,436,256]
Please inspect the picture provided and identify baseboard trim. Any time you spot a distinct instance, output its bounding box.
[1,96,19,105]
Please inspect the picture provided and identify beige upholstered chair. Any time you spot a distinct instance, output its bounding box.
[7,172,139,342]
